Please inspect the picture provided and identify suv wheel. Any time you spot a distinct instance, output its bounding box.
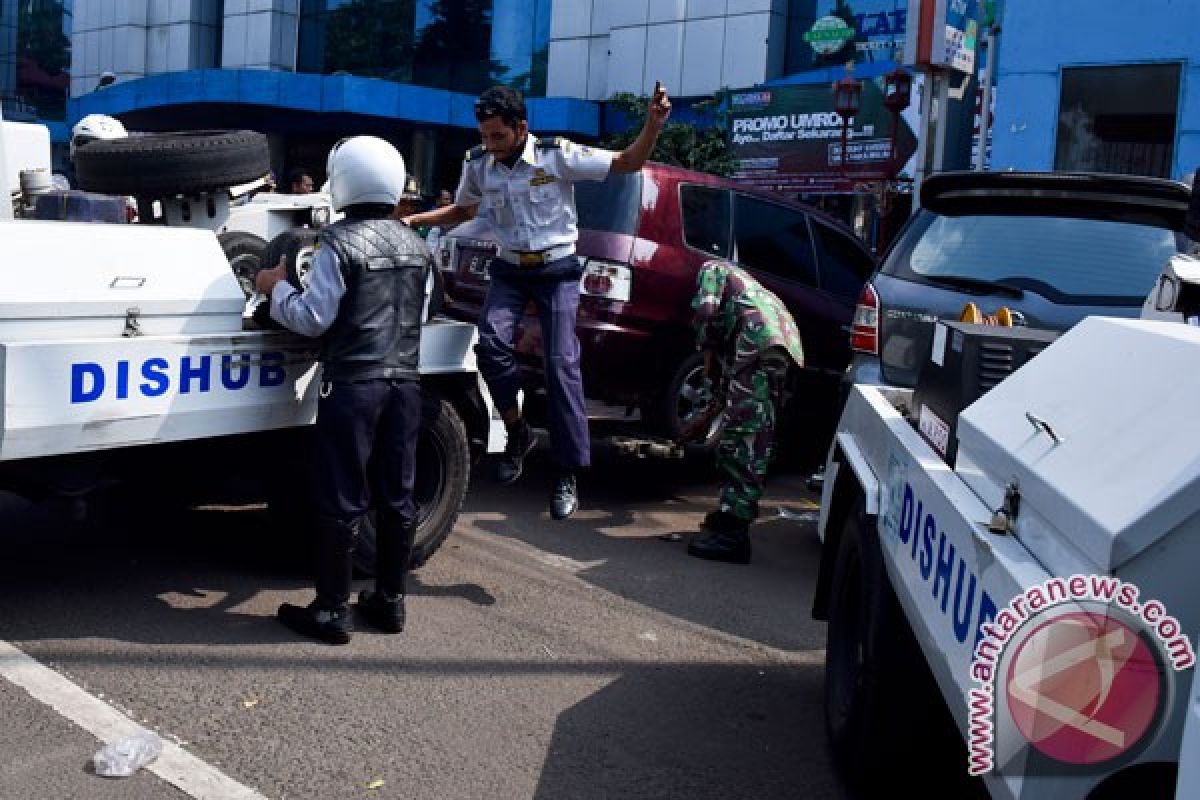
[644,352,723,450]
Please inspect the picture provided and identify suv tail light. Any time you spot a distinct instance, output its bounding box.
[580,258,631,302]
[851,282,879,354]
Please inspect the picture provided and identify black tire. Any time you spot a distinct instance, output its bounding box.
[354,394,470,575]
[218,231,267,299]
[74,130,269,197]
[823,498,974,794]
[264,228,321,291]
[643,351,724,451]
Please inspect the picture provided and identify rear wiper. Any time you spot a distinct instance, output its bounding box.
[924,274,1025,298]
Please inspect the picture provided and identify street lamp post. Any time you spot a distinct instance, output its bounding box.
[832,66,862,175]
[882,66,913,166]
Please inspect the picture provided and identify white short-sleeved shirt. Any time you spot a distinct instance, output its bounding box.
[454,134,614,253]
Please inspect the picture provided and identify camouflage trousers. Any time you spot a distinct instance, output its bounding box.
[716,350,790,522]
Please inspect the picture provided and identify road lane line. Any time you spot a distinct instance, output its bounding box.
[0,639,268,800]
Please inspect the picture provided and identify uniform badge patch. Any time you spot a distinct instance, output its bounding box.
[530,167,557,187]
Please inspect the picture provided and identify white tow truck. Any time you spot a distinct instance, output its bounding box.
[0,110,504,571]
[813,217,1200,795]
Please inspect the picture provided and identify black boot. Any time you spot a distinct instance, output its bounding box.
[278,516,357,644]
[687,511,752,564]
[358,509,413,633]
[550,472,578,520]
[495,419,535,485]
[277,602,353,645]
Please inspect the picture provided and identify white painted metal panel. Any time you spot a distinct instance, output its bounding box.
[721,12,771,90]
[957,317,1200,571]
[681,17,724,96]
[687,0,727,20]
[547,38,590,99]
[549,0,593,40]
[606,26,647,96]
[608,0,649,30]
[649,0,686,24]
[0,221,244,340]
[586,36,609,102]
[642,22,683,96]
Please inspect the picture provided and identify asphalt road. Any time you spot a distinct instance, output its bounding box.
[0,452,846,800]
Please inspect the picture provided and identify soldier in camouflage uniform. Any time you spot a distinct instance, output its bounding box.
[683,260,805,564]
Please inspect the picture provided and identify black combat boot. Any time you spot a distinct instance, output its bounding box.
[278,516,357,644]
[687,510,752,564]
[357,510,414,633]
[550,472,578,520]
[496,419,535,485]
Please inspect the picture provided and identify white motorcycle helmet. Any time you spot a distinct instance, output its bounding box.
[326,135,406,212]
[69,114,128,159]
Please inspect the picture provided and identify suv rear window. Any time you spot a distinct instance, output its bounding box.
[575,172,643,236]
[887,212,1181,304]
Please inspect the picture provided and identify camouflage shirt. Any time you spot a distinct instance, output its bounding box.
[691,260,805,368]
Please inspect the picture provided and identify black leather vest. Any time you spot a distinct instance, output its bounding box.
[318,213,431,383]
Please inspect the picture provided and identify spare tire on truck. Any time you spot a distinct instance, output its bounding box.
[74,130,269,197]
[218,231,268,299]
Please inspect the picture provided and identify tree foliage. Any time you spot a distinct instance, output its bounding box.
[601,92,736,177]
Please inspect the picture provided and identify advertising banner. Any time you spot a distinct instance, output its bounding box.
[903,0,980,74]
[729,80,918,193]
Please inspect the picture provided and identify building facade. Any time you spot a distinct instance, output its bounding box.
[55,0,574,194]
[1,0,72,125]
[991,0,1200,181]
[548,0,793,101]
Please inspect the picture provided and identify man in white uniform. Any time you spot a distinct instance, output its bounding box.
[401,84,671,519]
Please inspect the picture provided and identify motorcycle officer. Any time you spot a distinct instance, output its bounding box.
[255,136,432,644]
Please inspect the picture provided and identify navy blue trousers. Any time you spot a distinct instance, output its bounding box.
[477,257,590,469]
[311,378,421,525]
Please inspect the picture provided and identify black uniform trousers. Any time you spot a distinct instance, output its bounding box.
[310,377,421,609]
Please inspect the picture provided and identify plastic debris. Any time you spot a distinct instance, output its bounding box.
[242,697,260,709]
[366,779,386,790]
[93,731,163,778]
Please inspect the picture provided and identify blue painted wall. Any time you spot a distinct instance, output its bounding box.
[992,0,1200,180]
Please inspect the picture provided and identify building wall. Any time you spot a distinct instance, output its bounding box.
[547,0,789,101]
[991,0,1200,180]
[70,0,222,97]
[222,0,300,71]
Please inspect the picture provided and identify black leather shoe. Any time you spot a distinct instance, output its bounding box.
[550,473,578,520]
[495,421,535,485]
[277,602,353,644]
[688,515,751,564]
[356,590,405,633]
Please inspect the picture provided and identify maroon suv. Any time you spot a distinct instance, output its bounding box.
[440,162,876,443]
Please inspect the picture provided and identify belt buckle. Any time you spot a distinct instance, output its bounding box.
[517,251,544,268]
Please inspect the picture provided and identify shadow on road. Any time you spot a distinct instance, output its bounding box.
[465,451,829,654]
[532,660,845,800]
[0,489,493,647]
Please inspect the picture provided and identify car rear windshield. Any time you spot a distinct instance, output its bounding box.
[575,171,643,236]
[886,211,1182,305]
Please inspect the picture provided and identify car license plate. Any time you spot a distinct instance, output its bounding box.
[467,254,492,278]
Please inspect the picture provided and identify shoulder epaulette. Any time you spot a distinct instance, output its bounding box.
[535,136,565,150]
[464,144,486,162]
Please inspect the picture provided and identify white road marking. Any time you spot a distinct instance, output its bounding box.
[0,639,268,800]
